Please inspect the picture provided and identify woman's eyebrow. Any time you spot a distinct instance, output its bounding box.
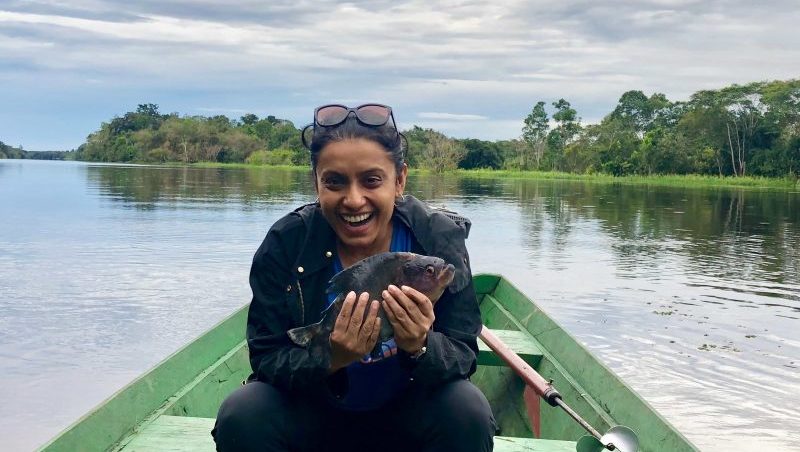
[319,169,345,178]
[360,168,387,176]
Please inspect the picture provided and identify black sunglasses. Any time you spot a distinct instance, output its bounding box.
[301,103,402,150]
[314,103,396,128]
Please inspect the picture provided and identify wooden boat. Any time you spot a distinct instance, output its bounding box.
[40,274,697,451]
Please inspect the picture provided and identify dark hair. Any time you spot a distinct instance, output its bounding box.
[303,116,406,176]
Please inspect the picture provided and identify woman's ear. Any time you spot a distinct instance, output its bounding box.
[396,163,408,196]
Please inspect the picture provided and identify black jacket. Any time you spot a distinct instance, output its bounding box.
[246,195,481,393]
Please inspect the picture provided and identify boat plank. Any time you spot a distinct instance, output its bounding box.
[119,415,576,452]
[477,329,543,366]
[494,436,576,451]
[118,416,215,452]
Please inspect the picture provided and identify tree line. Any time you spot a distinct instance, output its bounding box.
[1,141,75,160]
[518,79,799,177]
[6,79,798,177]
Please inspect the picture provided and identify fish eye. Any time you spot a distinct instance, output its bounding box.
[425,265,435,275]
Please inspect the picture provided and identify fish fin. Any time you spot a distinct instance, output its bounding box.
[326,262,362,295]
[287,322,323,347]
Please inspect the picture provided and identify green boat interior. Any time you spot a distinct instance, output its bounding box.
[40,274,696,452]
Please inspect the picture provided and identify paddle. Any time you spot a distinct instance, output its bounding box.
[479,326,640,452]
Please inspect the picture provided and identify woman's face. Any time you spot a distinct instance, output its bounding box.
[315,138,407,255]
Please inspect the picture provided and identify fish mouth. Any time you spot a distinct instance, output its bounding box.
[439,264,455,286]
[339,212,375,228]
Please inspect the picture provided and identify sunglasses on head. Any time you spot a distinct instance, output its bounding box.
[314,103,396,128]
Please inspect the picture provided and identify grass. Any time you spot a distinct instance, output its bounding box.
[187,161,307,171]
[139,161,800,190]
[453,168,799,190]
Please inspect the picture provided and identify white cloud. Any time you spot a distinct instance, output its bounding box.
[418,112,488,121]
[1,0,799,149]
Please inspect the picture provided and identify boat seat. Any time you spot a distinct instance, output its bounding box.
[477,328,543,366]
[117,415,576,451]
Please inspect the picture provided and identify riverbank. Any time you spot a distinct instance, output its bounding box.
[184,161,799,190]
[453,169,800,190]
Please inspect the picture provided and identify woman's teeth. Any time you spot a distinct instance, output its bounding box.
[342,213,372,225]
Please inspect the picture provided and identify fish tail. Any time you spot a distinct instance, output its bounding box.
[287,322,324,347]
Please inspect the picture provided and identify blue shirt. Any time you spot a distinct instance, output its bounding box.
[327,218,412,411]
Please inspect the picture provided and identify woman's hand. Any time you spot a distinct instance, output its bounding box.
[382,285,435,354]
[329,291,381,373]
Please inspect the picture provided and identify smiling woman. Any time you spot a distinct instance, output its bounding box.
[211,104,495,451]
[315,138,407,267]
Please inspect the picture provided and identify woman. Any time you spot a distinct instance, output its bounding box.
[213,104,495,451]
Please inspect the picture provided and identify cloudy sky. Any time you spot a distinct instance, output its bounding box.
[1,0,798,151]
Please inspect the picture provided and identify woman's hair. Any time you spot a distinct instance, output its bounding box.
[304,116,406,176]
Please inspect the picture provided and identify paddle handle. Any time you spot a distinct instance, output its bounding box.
[479,326,604,441]
[479,326,561,406]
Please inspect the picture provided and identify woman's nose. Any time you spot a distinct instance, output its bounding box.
[342,184,366,208]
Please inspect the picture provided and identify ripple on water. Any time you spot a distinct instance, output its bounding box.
[3,162,800,451]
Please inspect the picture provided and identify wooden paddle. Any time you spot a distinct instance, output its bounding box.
[479,326,640,452]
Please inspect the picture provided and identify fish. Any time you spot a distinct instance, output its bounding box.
[287,252,456,355]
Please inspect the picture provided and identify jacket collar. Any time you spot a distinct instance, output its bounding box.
[394,195,471,292]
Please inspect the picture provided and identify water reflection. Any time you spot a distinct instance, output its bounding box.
[86,163,800,314]
[2,161,798,450]
[87,164,315,209]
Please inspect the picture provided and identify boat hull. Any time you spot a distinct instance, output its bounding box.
[39,274,696,451]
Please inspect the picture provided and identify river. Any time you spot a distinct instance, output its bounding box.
[1,160,798,451]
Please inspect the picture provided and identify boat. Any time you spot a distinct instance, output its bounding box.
[40,274,697,451]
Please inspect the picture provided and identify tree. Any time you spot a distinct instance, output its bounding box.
[420,129,465,173]
[610,91,672,136]
[401,125,429,167]
[547,99,581,170]
[0,140,26,159]
[240,113,259,126]
[521,101,549,169]
[459,139,502,169]
[161,117,199,162]
[721,86,766,176]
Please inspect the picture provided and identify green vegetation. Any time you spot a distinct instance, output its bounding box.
[0,141,74,160]
[56,79,800,182]
[453,169,799,189]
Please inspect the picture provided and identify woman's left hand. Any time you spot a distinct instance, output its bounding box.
[382,285,435,354]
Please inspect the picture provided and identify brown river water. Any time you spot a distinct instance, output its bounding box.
[1,160,798,451]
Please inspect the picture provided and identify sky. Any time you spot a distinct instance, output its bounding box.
[1,0,799,151]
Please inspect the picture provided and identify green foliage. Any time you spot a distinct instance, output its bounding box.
[1,141,25,159]
[409,128,465,173]
[520,101,549,169]
[71,80,799,178]
[245,149,294,165]
[545,99,582,171]
[527,79,799,177]
[458,139,503,169]
[0,140,74,160]
[75,104,303,165]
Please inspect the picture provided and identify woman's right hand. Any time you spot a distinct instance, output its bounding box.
[328,291,381,373]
